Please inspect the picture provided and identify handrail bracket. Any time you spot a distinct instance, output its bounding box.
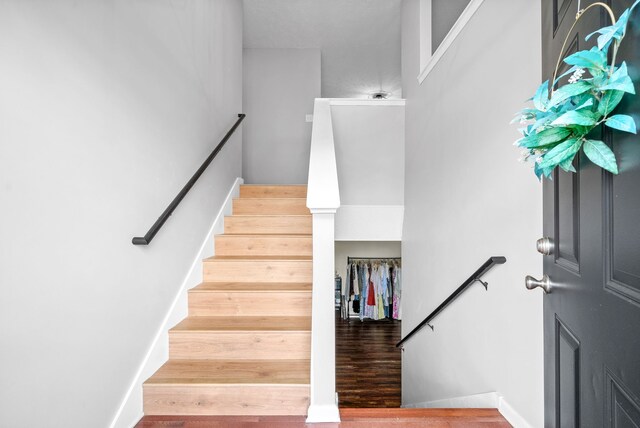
[395,256,506,348]
[473,278,489,290]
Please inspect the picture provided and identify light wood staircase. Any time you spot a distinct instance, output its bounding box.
[143,185,312,416]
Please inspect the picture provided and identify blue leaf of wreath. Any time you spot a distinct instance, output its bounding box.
[548,80,593,108]
[551,110,598,127]
[598,90,625,116]
[586,8,631,50]
[533,80,550,111]
[605,114,637,134]
[564,49,607,71]
[600,62,636,94]
[538,138,582,170]
[583,139,619,174]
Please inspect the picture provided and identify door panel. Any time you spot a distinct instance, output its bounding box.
[555,165,580,272]
[605,168,640,303]
[554,0,573,33]
[541,1,640,426]
[605,369,640,428]
[556,316,581,428]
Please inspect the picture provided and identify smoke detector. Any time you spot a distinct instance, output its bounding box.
[370,91,390,100]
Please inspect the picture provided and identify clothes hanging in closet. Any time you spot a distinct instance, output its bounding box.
[342,259,401,321]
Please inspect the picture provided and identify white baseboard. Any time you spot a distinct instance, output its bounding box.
[108,177,243,428]
[403,391,533,428]
[403,391,499,409]
[306,404,341,423]
[498,396,534,428]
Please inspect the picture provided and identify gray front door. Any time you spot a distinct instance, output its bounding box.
[541,0,640,426]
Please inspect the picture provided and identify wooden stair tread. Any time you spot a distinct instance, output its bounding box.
[224,215,312,235]
[228,214,311,218]
[215,233,311,238]
[240,185,307,199]
[145,359,310,385]
[172,316,312,332]
[192,282,312,292]
[234,197,307,201]
[220,234,312,236]
[233,198,310,215]
[204,255,312,262]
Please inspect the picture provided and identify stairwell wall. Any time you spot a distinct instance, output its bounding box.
[243,48,321,184]
[0,2,242,427]
[401,0,543,427]
[330,100,405,241]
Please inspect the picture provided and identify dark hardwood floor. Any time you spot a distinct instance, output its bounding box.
[335,310,402,407]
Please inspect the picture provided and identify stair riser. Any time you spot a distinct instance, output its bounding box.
[143,384,309,415]
[240,185,307,199]
[203,261,312,283]
[224,216,311,234]
[214,235,312,257]
[233,199,310,215]
[169,332,311,360]
[189,292,311,316]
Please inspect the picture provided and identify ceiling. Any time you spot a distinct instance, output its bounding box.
[243,0,402,99]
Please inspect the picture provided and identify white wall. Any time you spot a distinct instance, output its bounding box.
[243,48,320,184]
[401,0,543,427]
[331,101,405,241]
[335,241,401,286]
[332,102,404,205]
[0,2,243,427]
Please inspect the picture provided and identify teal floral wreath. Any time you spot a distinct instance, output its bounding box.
[514,1,640,180]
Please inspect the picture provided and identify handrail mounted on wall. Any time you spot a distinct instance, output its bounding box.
[132,114,245,245]
[396,256,507,348]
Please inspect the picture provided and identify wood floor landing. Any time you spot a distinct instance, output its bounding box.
[136,408,512,427]
[335,311,402,407]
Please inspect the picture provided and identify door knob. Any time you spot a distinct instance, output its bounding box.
[536,237,554,255]
[525,274,552,293]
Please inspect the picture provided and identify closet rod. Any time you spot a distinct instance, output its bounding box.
[347,257,401,262]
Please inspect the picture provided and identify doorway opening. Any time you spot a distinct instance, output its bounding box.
[334,241,402,407]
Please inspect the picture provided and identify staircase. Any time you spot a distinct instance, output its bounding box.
[143,185,312,416]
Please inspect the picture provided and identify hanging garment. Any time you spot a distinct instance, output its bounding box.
[375,265,384,320]
[383,263,391,318]
[367,266,376,306]
[344,265,350,297]
[352,264,359,295]
[389,265,400,320]
[365,264,378,320]
[359,263,367,321]
[353,295,360,313]
[396,267,402,320]
[346,258,401,321]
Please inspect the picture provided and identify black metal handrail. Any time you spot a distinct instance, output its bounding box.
[132,114,246,245]
[395,256,507,348]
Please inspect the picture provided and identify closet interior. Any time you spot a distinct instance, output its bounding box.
[338,256,402,321]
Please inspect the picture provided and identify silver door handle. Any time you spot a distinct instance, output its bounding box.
[536,237,554,255]
[525,274,551,293]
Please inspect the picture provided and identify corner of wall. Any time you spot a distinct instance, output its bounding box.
[498,395,535,428]
[108,177,243,428]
